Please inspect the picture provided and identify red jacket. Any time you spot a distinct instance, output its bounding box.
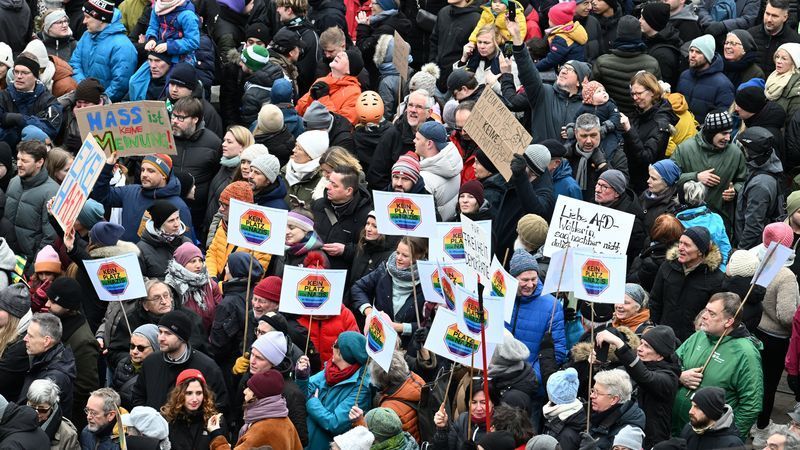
[296,74,362,125]
[344,0,371,41]
[451,132,476,185]
[786,306,800,375]
[297,306,359,364]
[525,8,542,40]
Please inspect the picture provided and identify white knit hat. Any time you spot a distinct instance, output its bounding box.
[241,143,271,162]
[333,426,375,450]
[725,249,759,277]
[251,331,287,366]
[250,153,281,183]
[0,43,13,70]
[296,130,330,159]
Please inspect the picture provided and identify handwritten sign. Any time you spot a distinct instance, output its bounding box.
[392,31,410,81]
[226,199,288,255]
[84,253,147,301]
[51,134,106,231]
[423,308,495,369]
[365,310,399,372]
[461,214,492,280]
[279,265,346,316]
[373,190,437,238]
[462,88,532,181]
[75,100,176,156]
[543,195,635,258]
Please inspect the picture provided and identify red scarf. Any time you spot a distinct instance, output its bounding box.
[324,359,361,386]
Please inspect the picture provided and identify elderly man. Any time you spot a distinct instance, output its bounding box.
[566,114,629,201]
[80,388,160,449]
[414,122,463,219]
[587,369,646,448]
[594,170,646,265]
[680,387,745,448]
[26,379,79,448]
[20,313,76,417]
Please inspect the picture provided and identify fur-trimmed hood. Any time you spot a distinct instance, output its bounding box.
[665,242,722,271]
[88,240,141,258]
[374,33,393,66]
[571,326,640,363]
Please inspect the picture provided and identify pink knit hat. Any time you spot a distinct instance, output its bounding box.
[173,242,204,267]
[763,222,794,248]
[35,245,61,273]
[549,2,576,26]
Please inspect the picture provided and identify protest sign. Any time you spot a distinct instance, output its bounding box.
[541,248,574,296]
[392,31,411,81]
[429,221,492,262]
[453,285,505,344]
[487,256,519,323]
[373,190,437,238]
[51,134,106,231]
[462,88,531,181]
[424,308,495,370]
[75,100,176,156]
[84,253,147,301]
[542,248,625,304]
[417,260,478,309]
[226,199,288,255]
[365,310,399,372]
[461,214,492,280]
[279,265,346,316]
[753,242,794,287]
[543,195,635,258]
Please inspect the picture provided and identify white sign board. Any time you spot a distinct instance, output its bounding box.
[461,214,492,280]
[373,190,437,238]
[226,199,288,255]
[84,253,147,301]
[278,266,346,316]
[543,195,635,258]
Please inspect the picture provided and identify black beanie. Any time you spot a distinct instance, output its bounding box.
[148,199,179,229]
[345,48,364,76]
[540,138,567,158]
[692,387,726,421]
[683,226,711,255]
[245,22,271,44]
[642,325,678,358]
[158,310,193,343]
[641,2,670,32]
[616,15,642,43]
[477,432,516,450]
[475,150,498,174]
[75,78,105,104]
[46,277,83,311]
[15,55,40,78]
[735,86,767,114]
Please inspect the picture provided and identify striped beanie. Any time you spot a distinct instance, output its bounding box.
[391,151,421,183]
[142,154,172,179]
[287,211,314,232]
[241,45,270,72]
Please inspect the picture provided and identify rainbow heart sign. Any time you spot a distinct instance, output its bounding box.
[442,227,465,260]
[490,269,506,297]
[387,197,422,231]
[367,316,385,353]
[444,323,480,357]
[296,274,331,309]
[97,262,128,295]
[239,209,271,245]
[582,259,610,296]
[462,296,485,334]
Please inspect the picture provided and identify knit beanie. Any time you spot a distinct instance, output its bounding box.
[651,159,681,187]
[296,130,330,159]
[598,169,627,194]
[459,180,484,206]
[478,431,517,450]
[245,22,271,44]
[35,245,61,273]
[158,310,193,342]
[303,101,334,130]
[787,190,800,216]
[735,86,766,114]
[0,43,12,70]
[90,222,124,247]
[78,199,105,230]
[83,0,114,23]
[566,60,591,86]
[516,214,548,250]
[491,330,531,366]
[523,144,551,176]
[337,331,368,365]
[418,122,449,151]
[365,407,403,442]
[447,68,474,95]
[345,48,364,76]
[641,2,670,31]
[241,45,270,72]
[778,42,800,68]
[730,29,757,53]
[408,63,440,94]
[177,170,196,197]
[475,150,498,174]
[241,144,271,163]
[74,78,105,105]
[176,368,206,386]
[691,387,726,421]
[120,407,169,442]
[690,34,716,63]
[641,325,678,358]
[247,369,284,399]
[616,15,641,42]
[148,200,179,229]
[613,425,645,450]
[287,212,314,233]
[253,276,282,303]
[392,151,421,183]
[251,331,287,366]
[259,311,290,334]
[548,1,575,26]
[142,154,173,180]
[526,435,559,450]
[219,181,254,205]
[333,426,375,450]
[763,222,794,247]
[257,104,284,134]
[227,252,264,279]
[375,0,397,10]
[271,78,293,105]
[725,249,759,276]
[624,283,647,306]
[173,242,203,266]
[45,277,82,311]
[546,368,579,405]
[250,153,281,183]
[581,80,605,104]
[702,111,733,145]
[14,54,40,78]
[168,63,198,91]
[509,249,539,277]
[0,284,29,319]
[683,226,711,255]
[132,323,160,351]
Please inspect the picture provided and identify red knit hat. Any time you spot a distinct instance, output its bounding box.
[459,180,484,206]
[763,222,793,248]
[176,368,206,387]
[549,2,576,26]
[247,369,284,399]
[219,181,254,205]
[253,276,281,302]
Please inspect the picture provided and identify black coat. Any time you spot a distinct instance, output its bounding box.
[19,343,76,419]
[721,275,766,333]
[328,112,356,152]
[494,170,556,261]
[429,4,481,92]
[205,165,237,237]
[623,99,679,193]
[747,22,800,75]
[0,401,50,448]
[112,356,139,410]
[589,400,647,450]
[255,126,296,168]
[639,185,679,232]
[743,101,787,162]
[645,25,683,88]
[136,228,191,279]
[604,189,647,267]
[354,121,392,176]
[579,15,604,62]
[0,337,28,406]
[174,126,222,234]
[311,186,373,269]
[680,408,744,450]
[350,263,425,340]
[544,407,586,450]
[284,18,322,94]
[168,411,227,450]
[241,62,286,126]
[493,363,538,413]
[209,278,252,376]
[308,0,347,36]
[348,237,397,300]
[367,118,417,191]
[356,12,413,86]
[627,241,672,292]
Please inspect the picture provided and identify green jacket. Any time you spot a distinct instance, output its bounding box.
[672,326,763,440]
[671,133,747,227]
[774,72,800,127]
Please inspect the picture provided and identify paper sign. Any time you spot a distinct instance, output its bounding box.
[392,31,410,81]
[373,190,437,238]
[84,253,147,301]
[226,199,288,255]
[430,221,492,263]
[365,310,399,372]
[423,308,496,369]
[417,260,478,309]
[542,248,626,304]
[75,100,176,156]
[753,242,794,287]
[279,265,346,316]
[51,134,106,231]
[488,256,519,323]
[541,248,574,296]
[453,285,505,344]
[461,88,532,181]
[461,214,492,280]
[543,195,635,258]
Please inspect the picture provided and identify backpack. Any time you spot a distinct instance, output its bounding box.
[709,0,737,22]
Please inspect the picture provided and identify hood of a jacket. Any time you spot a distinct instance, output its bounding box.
[647,24,682,48]
[7,81,48,104]
[552,158,575,182]
[709,405,736,431]
[666,92,690,114]
[665,242,722,271]
[0,0,24,10]
[88,240,141,258]
[670,6,698,20]
[0,402,42,440]
[745,101,787,130]
[637,98,679,126]
[255,176,289,202]
[0,238,16,271]
[517,280,545,305]
[745,149,783,173]
[420,142,463,179]
[550,22,588,45]
[493,362,538,395]
[692,54,725,76]
[572,326,640,363]
[249,62,285,88]
[690,131,734,153]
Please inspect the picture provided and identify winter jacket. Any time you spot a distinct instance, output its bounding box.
[668,7,702,43]
[650,244,724,342]
[91,164,193,243]
[253,176,290,210]
[676,205,732,271]
[578,15,604,62]
[126,62,163,102]
[209,277,257,377]
[734,152,783,249]
[627,241,676,292]
[70,10,137,101]
[119,0,148,32]
[469,0,527,43]
[308,0,347,35]
[0,401,50,448]
[0,82,63,141]
[347,238,397,303]
[645,25,683,88]
[61,313,100,423]
[0,0,31,54]
[589,400,646,450]
[665,93,699,157]
[209,415,301,450]
[168,411,222,450]
[282,18,322,94]
[4,169,59,260]
[565,142,629,202]
[136,224,191,278]
[672,133,747,227]
[355,10,412,88]
[785,306,800,376]
[419,142,464,220]
[111,356,139,410]
[43,405,80,450]
[592,47,661,116]
[254,127,296,168]
[351,263,424,340]
[297,74,362,125]
[354,121,392,177]
[205,220,272,279]
[0,337,29,407]
[46,56,79,99]
[376,372,425,441]
[722,275,766,333]
[757,265,799,337]
[241,62,286,126]
[495,169,556,260]
[742,101,786,162]
[311,186,372,269]
[723,51,765,88]
[607,190,647,263]
[672,325,763,439]
[772,72,800,124]
[623,99,678,193]
[173,125,222,233]
[596,13,621,55]
[680,405,745,450]
[19,343,76,417]
[696,0,759,32]
[492,362,538,413]
[297,365,372,449]
[543,402,585,450]
[367,117,419,191]
[205,165,237,237]
[536,22,588,72]
[296,306,359,365]
[79,417,162,450]
[677,55,735,122]
[551,159,582,200]
[145,0,200,63]
[747,22,800,74]
[640,187,680,232]
[430,4,482,92]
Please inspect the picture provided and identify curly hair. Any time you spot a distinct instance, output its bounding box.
[160,377,218,423]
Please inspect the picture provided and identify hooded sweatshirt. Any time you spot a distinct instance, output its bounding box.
[419,142,464,220]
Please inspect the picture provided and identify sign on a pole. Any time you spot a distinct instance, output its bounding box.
[75,100,176,156]
[543,195,635,258]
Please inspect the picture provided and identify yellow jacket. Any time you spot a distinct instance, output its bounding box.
[205,220,272,280]
[469,0,527,43]
[666,93,699,157]
[118,0,148,33]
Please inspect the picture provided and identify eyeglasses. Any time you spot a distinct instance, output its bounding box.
[172,114,189,122]
[255,328,267,337]
[559,66,575,74]
[129,344,151,352]
[407,103,428,111]
[53,18,70,26]
[27,403,51,414]
[84,407,107,418]
[630,89,649,98]
[590,389,615,397]
[596,182,611,192]
[723,40,742,47]
[13,69,32,77]
[148,294,171,303]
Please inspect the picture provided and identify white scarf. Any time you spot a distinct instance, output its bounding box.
[543,399,584,421]
[765,69,796,100]
[284,159,320,186]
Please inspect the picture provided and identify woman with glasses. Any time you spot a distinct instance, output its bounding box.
[36,10,76,61]
[162,369,225,450]
[164,242,221,333]
[26,378,79,450]
[722,30,764,87]
[111,324,158,410]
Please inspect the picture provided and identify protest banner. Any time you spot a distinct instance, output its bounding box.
[461,214,492,280]
[373,190,437,238]
[543,195,635,258]
[226,199,288,256]
[430,221,491,263]
[462,88,531,181]
[84,253,147,301]
[417,260,478,309]
[753,242,793,287]
[365,310,399,372]
[423,308,496,370]
[51,134,106,231]
[392,31,410,81]
[541,248,625,304]
[487,256,519,323]
[453,285,505,344]
[75,100,176,156]
[279,265,347,316]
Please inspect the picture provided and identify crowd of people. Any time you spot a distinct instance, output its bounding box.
[3,0,800,447]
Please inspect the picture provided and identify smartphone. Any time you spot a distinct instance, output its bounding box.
[596,341,610,363]
[508,6,516,21]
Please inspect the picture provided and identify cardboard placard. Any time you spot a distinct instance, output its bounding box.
[373,190,437,238]
[51,134,106,231]
[226,199,288,256]
[543,195,635,258]
[365,310,399,372]
[75,100,176,156]
[462,88,532,181]
[84,253,147,301]
[392,31,410,81]
[278,265,346,316]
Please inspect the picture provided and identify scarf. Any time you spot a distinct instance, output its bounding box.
[285,158,320,186]
[543,399,584,420]
[385,252,418,283]
[324,359,361,386]
[612,308,650,331]
[287,231,324,257]
[164,259,215,311]
[239,395,289,439]
[220,155,241,168]
[164,344,191,365]
[466,51,501,75]
[146,220,186,244]
[370,8,398,26]
[723,52,758,86]
[574,145,594,190]
[642,185,676,209]
[372,432,411,450]
[765,69,795,100]
[155,0,183,14]
[590,402,621,427]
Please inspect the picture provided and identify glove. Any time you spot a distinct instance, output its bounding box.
[789,374,799,394]
[564,123,575,140]
[579,432,599,450]
[414,327,429,346]
[3,113,24,129]
[589,149,607,169]
[64,133,83,152]
[232,353,250,375]
[510,154,527,177]
[705,22,726,37]
[540,331,554,351]
[564,307,576,322]
[310,81,330,100]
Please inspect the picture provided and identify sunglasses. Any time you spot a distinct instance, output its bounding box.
[27,403,51,414]
[130,344,151,352]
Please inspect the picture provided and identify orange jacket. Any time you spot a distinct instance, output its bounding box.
[296,74,362,125]
[51,55,78,98]
[210,417,302,450]
[378,371,425,442]
[297,306,359,364]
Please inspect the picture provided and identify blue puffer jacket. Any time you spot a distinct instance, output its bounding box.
[507,281,567,389]
[145,0,200,64]
[70,10,137,102]
[675,204,731,272]
[676,55,735,122]
[551,159,582,201]
[90,163,193,243]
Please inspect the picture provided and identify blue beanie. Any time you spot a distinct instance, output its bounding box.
[77,199,105,230]
[651,160,681,187]
[737,77,765,91]
[376,0,397,10]
[227,252,264,279]
[509,249,539,277]
[271,78,293,104]
[547,368,579,405]
[21,125,49,143]
[90,222,125,246]
[337,331,368,365]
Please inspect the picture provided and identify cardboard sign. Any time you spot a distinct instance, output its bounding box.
[417,260,478,308]
[430,221,492,263]
[543,195,635,258]
[75,100,176,156]
[51,134,106,231]
[453,285,505,344]
[423,308,495,370]
[487,256,519,323]
[461,214,492,280]
[226,199,288,256]
[461,88,532,181]
[278,265,346,316]
[365,310,399,372]
[84,253,147,301]
[542,248,626,304]
[392,31,411,81]
[753,242,794,287]
[373,190,437,238]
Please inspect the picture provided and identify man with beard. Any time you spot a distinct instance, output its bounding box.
[388,152,426,194]
[248,153,290,210]
[681,387,745,448]
[452,101,482,183]
[747,0,800,74]
[676,35,735,122]
[80,388,159,449]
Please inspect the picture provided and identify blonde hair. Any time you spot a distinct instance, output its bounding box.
[45,148,73,182]
[630,71,663,105]
[227,125,255,150]
[320,146,363,173]
[0,314,21,359]
[475,24,505,46]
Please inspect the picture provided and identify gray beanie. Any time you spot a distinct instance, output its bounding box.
[509,249,539,277]
[613,425,645,450]
[0,283,30,319]
[303,101,333,130]
[132,324,159,351]
[526,435,559,450]
[599,169,627,194]
[250,154,281,183]
[491,330,530,366]
[690,34,716,63]
[523,144,551,176]
[624,283,648,306]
